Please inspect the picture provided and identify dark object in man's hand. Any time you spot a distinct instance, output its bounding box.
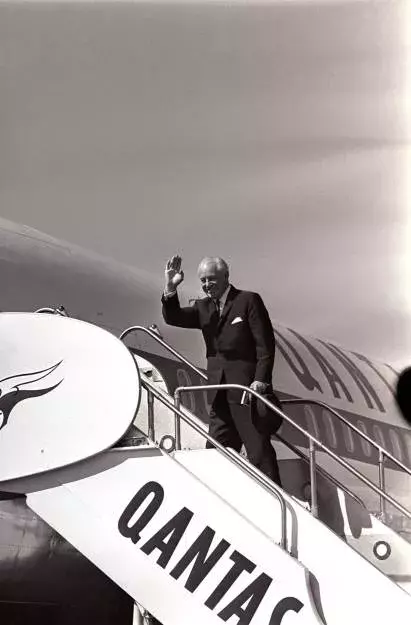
[251,386,284,434]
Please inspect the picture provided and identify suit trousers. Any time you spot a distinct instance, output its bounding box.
[205,382,282,487]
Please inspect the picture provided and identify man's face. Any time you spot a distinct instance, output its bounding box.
[198,262,228,300]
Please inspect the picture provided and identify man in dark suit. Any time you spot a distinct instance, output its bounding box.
[162,255,281,486]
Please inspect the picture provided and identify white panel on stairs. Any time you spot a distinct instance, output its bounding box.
[176,449,411,625]
[27,447,324,625]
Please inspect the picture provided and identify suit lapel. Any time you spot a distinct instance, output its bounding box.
[217,286,238,330]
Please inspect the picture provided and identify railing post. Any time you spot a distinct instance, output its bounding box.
[379,449,386,523]
[147,389,155,442]
[174,393,182,450]
[309,438,319,518]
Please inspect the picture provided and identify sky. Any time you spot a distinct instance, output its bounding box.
[0,0,410,367]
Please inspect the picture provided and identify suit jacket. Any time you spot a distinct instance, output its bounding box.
[161,286,276,404]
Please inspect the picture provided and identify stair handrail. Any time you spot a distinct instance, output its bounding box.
[174,384,411,525]
[140,372,288,552]
[120,325,207,380]
[281,398,411,522]
[120,326,408,475]
[34,306,69,317]
[122,328,365,510]
[281,398,411,477]
[120,325,407,523]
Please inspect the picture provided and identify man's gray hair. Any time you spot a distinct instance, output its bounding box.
[198,257,230,276]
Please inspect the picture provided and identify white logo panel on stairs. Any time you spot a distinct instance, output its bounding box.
[28,450,322,625]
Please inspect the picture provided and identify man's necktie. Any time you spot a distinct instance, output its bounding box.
[215,299,220,317]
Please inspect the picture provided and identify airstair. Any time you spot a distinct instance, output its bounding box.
[0,311,411,625]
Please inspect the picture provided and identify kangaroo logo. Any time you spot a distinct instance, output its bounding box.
[0,361,64,431]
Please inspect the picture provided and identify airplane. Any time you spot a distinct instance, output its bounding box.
[0,217,410,624]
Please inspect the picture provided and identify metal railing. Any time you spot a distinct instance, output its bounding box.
[120,324,206,441]
[274,431,365,509]
[120,326,411,525]
[174,384,411,524]
[120,325,207,381]
[281,398,411,522]
[140,372,288,551]
[122,329,365,510]
[34,306,69,317]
